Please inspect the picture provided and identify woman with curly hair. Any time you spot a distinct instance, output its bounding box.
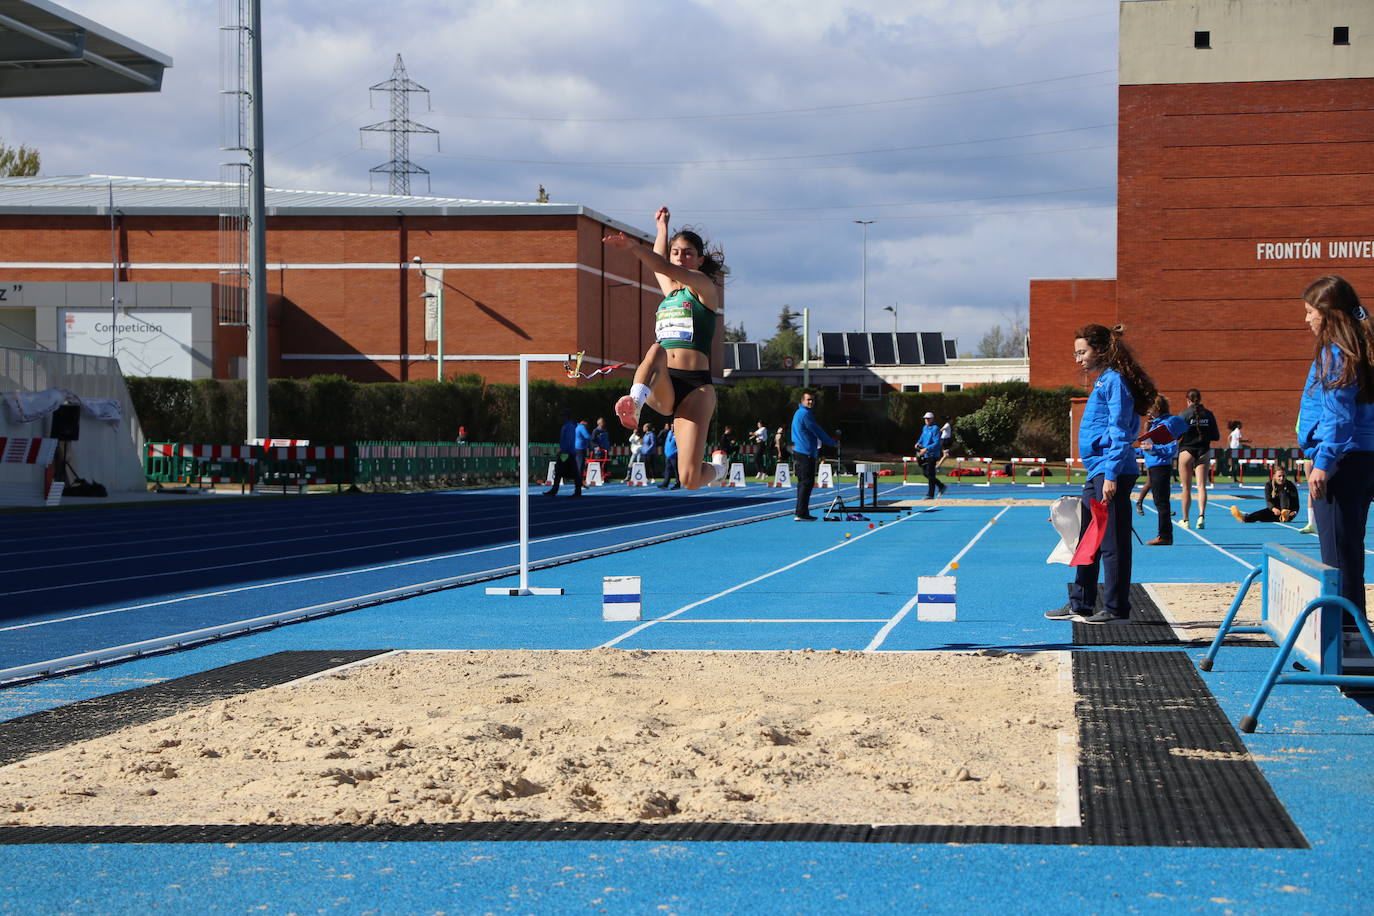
[1047,324,1157,625]
[1297,275,1374,626]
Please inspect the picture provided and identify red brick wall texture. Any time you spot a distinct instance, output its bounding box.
[0,211,722,388]
[1034,77,1374,447]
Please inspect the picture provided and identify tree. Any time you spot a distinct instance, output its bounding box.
[974,308,1028,358]
[0,140,39,177]
[724,320,748,343]
[761,305,802,369]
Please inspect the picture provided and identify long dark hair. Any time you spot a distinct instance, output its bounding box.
[672,229,728,282]
[1074,323,1158,415]
[1304,275,1374,401]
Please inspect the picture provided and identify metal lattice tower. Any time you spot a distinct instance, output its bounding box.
[361,54,439,196]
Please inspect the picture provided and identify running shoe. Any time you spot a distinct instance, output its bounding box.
[1135,500,1145,516]
[1230,505,1245,523]
[1298,523,1316,534]
[1180,519,1190,529]
[1043,605,1076,620]
[1196,516,1206,530]
[614,394,641,431]
[1080,611,1131,625]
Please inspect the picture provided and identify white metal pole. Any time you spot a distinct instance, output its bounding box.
[518,353,529,591]
[802,307,810,388]
[436,281,445,381]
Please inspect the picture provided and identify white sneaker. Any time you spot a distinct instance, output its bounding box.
[1196,516,1206,530]
[1180,519,1190,530]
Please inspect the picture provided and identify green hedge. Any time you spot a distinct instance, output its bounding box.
[125,375,1081,457]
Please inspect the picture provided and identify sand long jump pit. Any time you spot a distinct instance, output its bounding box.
[0,650,1078,830]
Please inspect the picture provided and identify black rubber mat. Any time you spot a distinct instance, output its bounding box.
[0,649,1305,848]
[1070,583,1265,648]
[0,650,389,768]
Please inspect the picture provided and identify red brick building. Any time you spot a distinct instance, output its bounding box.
[1030,0,1374,446]
[0,177,714,386]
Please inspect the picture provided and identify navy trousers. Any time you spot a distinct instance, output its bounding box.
[1312,450,1374,621]
[1070,473,1139,618]
[1147,465,1173,540]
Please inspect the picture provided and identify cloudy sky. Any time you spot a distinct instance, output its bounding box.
[2,0,1123,353]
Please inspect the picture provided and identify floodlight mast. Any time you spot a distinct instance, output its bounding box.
[246,0,268,440]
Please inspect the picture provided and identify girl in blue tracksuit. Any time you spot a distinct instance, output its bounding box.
[1298,276,1374,623]
[1133,395,1189,545]
[1047,324,1158,625]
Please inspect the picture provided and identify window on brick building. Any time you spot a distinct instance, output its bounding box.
[1193,30,1210,49]
[1333,26,1350,45]
[943,384,962,393]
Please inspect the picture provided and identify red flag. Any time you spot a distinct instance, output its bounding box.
[1070,498,1109,566]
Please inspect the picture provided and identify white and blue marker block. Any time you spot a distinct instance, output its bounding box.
[602,575,642,621]
[916,575,956,621]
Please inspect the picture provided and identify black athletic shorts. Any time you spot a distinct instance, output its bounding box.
[668,368,713,416]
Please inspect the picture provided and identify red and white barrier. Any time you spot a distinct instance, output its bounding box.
[0,436,62,506]
[1010,457,1049,487]
[956,457,993,487]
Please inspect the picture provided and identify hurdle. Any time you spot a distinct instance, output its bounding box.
[955,456,993,487]
[1011,457,1049,487]
[1198,543,1374,732]
[1230,448,1278,488]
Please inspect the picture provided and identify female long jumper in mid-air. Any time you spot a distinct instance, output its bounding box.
[605,206,726,489]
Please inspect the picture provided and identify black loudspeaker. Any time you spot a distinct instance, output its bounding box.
[51,404,81,441]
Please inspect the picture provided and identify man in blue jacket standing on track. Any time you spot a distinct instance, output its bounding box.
[916,411,947,500]
[791,389,837,521]
[543,409,585,497]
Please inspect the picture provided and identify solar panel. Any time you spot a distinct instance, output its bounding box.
[723,344,738,371]
[844,333,871,366]
[737,342,761,371]
[920,332,947,365]
[821,333,847,367]
[895,332,922,365]
[944,339,958,360]
[870,333,896,365]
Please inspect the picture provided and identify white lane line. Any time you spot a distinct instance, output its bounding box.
[659,618,890,624]
[0,501,787,631]
[1056,650,1081,828]
[864,506,1009,653]
[1142,504,1254,570]
[598,512,914,649]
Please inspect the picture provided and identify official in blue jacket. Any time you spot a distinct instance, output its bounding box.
[916,411,947,500]
[1133,396,1188,545]
[1298,276,1374,624]
[791,389,837,520]
[543,409,584,497]
[1046,324,1158,625]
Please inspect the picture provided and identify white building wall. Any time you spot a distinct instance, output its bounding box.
[1120,0,1374,85]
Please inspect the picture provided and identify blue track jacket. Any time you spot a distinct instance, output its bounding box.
[1079,367,1140,481]
[917,423,942,459]
[1299,345,1374,472]
[1138,414,1187,468]
[791,404,837,458]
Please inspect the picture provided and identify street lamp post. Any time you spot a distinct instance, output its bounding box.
[883,303,897,332]
[853,220,874,332]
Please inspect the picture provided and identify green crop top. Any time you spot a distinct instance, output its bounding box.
[655,286,717,354]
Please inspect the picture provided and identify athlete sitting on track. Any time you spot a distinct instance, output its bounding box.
[605,206,728,490]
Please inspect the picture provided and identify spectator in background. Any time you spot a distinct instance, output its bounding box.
[456,425,468,444]
[1230,464,1300,523]
[1177,388,1220,530]
[639,421,657,480]
[916,411,947,499]
[591,417,611,460]
[791,389,837,521]
[937,418,954,470]
[1134,395,1188,545]
[719,425,738,463]
[543,408,583,498]
[752,420,769,479]
[658,424,681,489]
[773,425,787,467]
[627,423,643,479]
[574,419,592,488]
[1227,420,1249,451]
